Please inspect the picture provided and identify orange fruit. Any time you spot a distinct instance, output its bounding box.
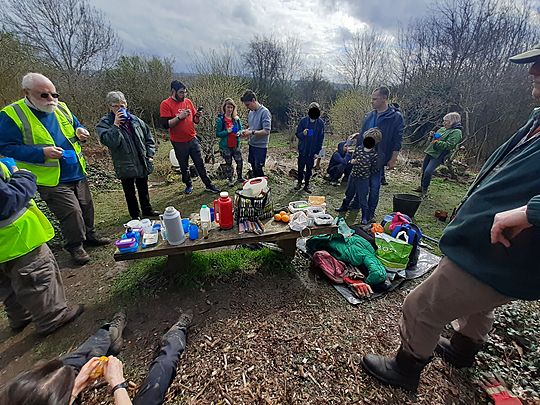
[281,214,289,223]
[279,210,287,216]
[274,213,282,221]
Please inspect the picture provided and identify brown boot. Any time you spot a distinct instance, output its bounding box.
[435,332,483,368]
[37,304,85,336]
[67,245,90,265]
[361,346,431,392]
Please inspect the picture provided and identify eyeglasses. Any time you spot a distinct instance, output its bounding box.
[40,92,59,99]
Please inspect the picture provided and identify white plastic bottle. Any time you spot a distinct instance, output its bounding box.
[162,206,185,245]
[200,204,211,239]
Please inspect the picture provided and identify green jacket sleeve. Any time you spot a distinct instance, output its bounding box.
[215,116,228,138]
[526,195,540,227]
[434,129,462,152]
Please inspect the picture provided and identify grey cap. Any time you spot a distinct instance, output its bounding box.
[509,44,540,64]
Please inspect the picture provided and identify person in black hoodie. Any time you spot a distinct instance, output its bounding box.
[358,86,404,221]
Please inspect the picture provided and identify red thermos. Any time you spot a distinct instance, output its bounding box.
[214,191,234,230]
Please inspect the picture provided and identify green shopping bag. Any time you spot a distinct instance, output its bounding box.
[375,233,413,272]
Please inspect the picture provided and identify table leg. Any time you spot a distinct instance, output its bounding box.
[277,238,297,257]
[164,253,191,274]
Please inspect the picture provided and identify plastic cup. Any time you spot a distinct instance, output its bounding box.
[307,129,314,137]
[189,224,199,240]
[0,157,17,173]
[181,218,190,233]
[210,208,215,222]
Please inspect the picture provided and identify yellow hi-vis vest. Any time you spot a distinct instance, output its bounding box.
[1,99,87,186]
[0,162,54,263]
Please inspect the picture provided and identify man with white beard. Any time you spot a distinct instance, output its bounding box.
[0,73,110,265]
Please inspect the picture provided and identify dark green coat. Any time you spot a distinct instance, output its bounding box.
[440,107,540,300]
[97,112,155,179]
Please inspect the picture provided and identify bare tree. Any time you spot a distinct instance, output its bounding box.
[337,28,393,90]
[189,46,243,77]
[1,0,120,75]
[397,0,539,160]
[0,32,36,105]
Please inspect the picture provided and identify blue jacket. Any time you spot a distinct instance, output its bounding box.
[359,105,404,167]
[0,168,37,221]
[0,105,85,183]
[295,116,325,156]
[328,141,351,169]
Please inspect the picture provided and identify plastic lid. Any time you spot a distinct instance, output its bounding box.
[220,192,229,198]
[202,204,207,208]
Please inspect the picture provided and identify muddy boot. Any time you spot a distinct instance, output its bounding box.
[107,310,128,355]
[361,347,431,392]
[162,310,193,345]
[435,332,483,368]
[67,245,90,265]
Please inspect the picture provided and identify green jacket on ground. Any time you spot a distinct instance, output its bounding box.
[424,125,462,159]
[215,114,243,150]
[97,112,155,179]
[440,107,540,300]
[307,219,387,286]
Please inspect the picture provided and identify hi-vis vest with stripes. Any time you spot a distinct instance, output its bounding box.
[1,99,87,186]
[0,162,54,263]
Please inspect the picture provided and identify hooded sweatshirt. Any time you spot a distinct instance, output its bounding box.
[359,104,404,168]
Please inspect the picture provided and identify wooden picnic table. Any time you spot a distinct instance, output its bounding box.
[113,219,337,268]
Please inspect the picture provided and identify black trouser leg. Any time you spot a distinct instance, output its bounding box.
[189,138,212,187]
[304,155,315,186]
[133,325,187,405]
[135,177,152,214]
[171,141,192,187]
[297,155,306,184]
[121,178,141,219]
[62,328,111,372]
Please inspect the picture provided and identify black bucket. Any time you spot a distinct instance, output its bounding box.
[393,193,422,218]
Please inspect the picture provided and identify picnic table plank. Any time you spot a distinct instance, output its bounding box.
[113,219,337,262]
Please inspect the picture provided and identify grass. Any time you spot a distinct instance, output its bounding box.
[110,247,290,299]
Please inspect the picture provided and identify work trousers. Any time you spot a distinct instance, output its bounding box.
[399,257,512,360]
[38,178,96,248]
[0,244,68,334]
[121,176,153,219]
[171,138,212,188]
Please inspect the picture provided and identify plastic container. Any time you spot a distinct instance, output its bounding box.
[181,218,190,233]
[200,205,211,239]
[115,237,138,253]
[242,177,268,197]
[307,129,314,136]
[393,194,422,218]
[161,206,185,245]
[433,133,442,139]
[288,200,309,213]
[214,192,234,230]
[126,219,143,229]
[189,224,199,240]
[142,231,159,248]
[62,149,78,164]
[140,218,153,234]
[210,207,215,222]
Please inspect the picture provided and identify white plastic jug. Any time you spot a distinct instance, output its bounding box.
[161,206,185,245]
[200,204,211,239]
[242,177,268,197]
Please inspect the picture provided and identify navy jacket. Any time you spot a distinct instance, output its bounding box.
[295,116,325,156]
[359,105,404,167]
[328,141,351,169]
[0,169,37,221]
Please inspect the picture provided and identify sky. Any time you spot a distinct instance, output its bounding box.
[91,0,432,81]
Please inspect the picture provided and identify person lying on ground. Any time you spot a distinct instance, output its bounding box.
[0,309,193,405]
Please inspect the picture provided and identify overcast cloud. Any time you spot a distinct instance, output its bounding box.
[91,0,535,81]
